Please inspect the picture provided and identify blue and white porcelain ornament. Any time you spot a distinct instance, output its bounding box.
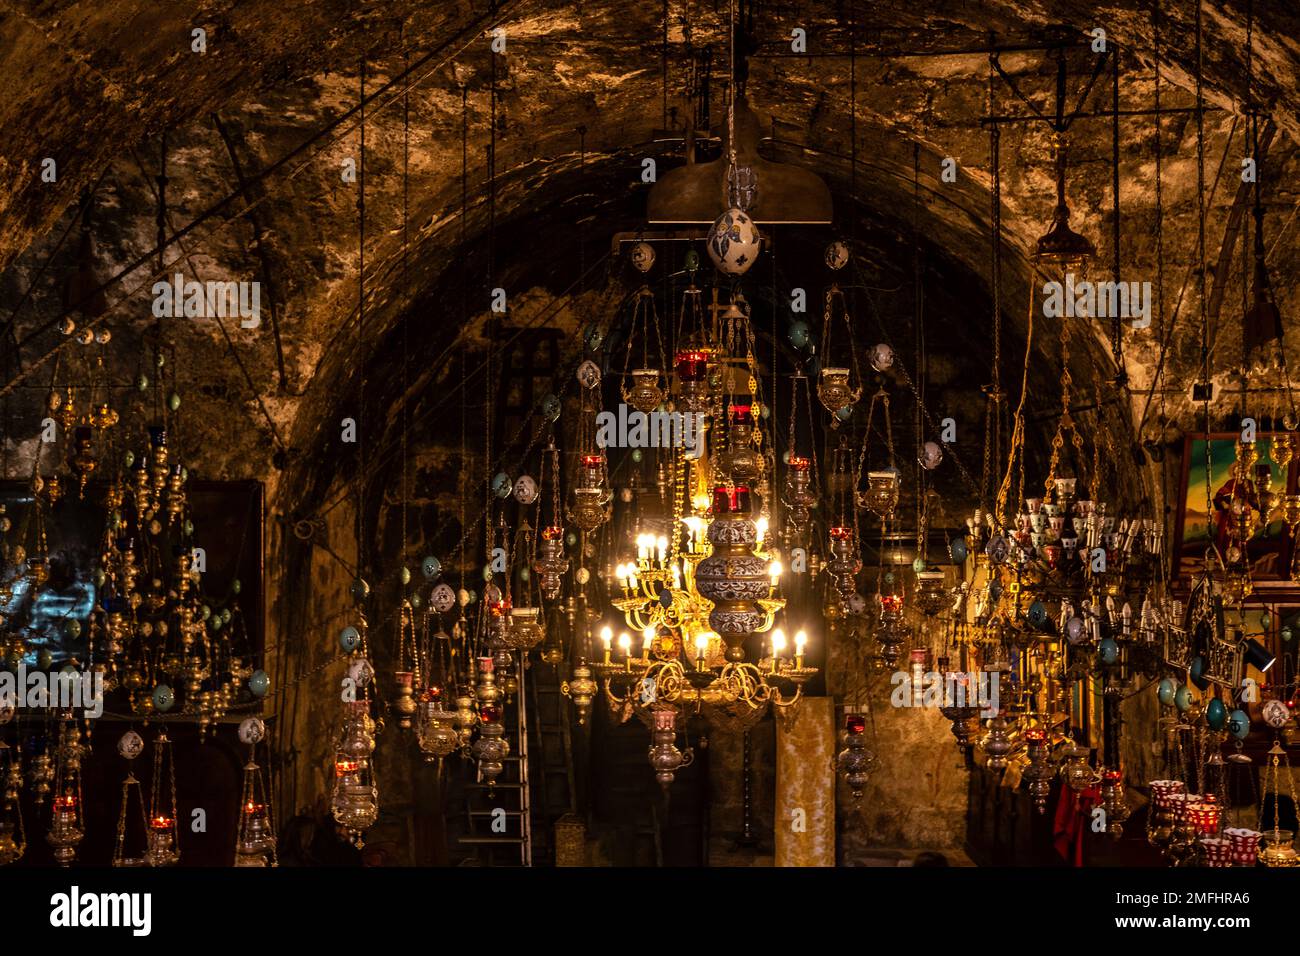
[706,208,762,276]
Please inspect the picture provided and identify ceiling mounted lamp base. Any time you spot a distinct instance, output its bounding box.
[647,98,832,226]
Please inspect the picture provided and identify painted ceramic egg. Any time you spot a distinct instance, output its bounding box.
[824,240,850,271]
[706,208,762,276]
[629,241,655,273]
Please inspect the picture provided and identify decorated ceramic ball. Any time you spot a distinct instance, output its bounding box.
[349,658,374,688]
[492,472,513,499]
[919,440,944,471]
[249,669,270,697]
[629,241,656,273]
[1227,708,1250,740]
[238,717,266,745]
[1098,637,1119,664]
[684,249,700,272]
[422,555,442,581]
[152,684,175,712]
[541,394,562,421]
[824,240,850,271]
[513,475,539,504]
[788,321,811,349]
[339,625,361,652]
[706,208,762,276]
[1157,677,1176,706]
[1174,683,1192,712]
[870,343,895,372]
[118,730,145,760]
[1205,697,1227,731]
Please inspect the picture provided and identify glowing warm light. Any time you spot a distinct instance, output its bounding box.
[755,516,769,544]
[617,632,632,654]
[151,815,174,830]
[768,559,782,582]
[600,626,613,650]
[642,626,656,652]
[772,629,787,656]
[695,632,711,654]
[335,758,361,775]
[795,630,808,655]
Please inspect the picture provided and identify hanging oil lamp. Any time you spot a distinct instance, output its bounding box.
[1099,769,1129,837]
[234,718,277,867]
[648,707,692,790]
[112,730,147,867]
[569,454,612,532]
[621,287,667,413]
[980,716,1013,772]
[0,725,24,865]
[46,720,85,866]
[836,714,876,800]
[816,285,862,421]
[562,661,598,725]
[331,701,379,846]
[392,599,419,730]
[146,731,180,866]
[717,403,761,484]
[1021,727,1053,813]
[471,657,509,787]
[416,683,460,765]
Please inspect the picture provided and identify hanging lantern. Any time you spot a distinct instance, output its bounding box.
[782,455,817,537]
[0,735,22,866]
[416,691,460,764]
[562,662,598,725]
[46,721,85,866]
[534,526,569,601]
[647,707,692,790]
[1021,728,1053,813]
[145,731,180,866]
[471,657,510,787]
[330,701,379,845]
[836,714,875,800]
[234,718,277,867]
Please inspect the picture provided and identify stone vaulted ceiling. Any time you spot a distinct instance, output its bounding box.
[1,0,1298,517]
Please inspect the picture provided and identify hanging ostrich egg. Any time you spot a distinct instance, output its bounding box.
[706,208,762,276]
[918,441,944,471]
[825,241,850,271]
[629,241,656,273]
[869,343,895,372]
[513,475,538,504]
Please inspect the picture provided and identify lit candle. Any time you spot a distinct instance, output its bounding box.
[671,563,681,590]
[657,536,668,565]
[771,629,787,673]
[694,632,710,671]
[600,626,613,662]
[794,630,807,666]
[151,815,173,830]
[768,559,782,586]
[617,632,631,657]
[642,626,655,655]
[755,516,769,548]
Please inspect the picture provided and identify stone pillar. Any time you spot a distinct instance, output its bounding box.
[775,696,835,866]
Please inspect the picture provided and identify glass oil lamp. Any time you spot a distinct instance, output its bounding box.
[827,525,862,600]
[1099,769,1129,837]
[46,723,85,867]
[234,721,277,868]
[145,731,180,866]
[453,694,478,749]
[674,349,711,412]
[1021,727,1053,813]
[533,526,569,600]
[0,741,24,865]
[648,707,692,790]
[717,404,760,483]
[782,455,817,535]
[330,702,379,845]
[569,455,612,532]
[471,657,510,787]
[836,714,875,800]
